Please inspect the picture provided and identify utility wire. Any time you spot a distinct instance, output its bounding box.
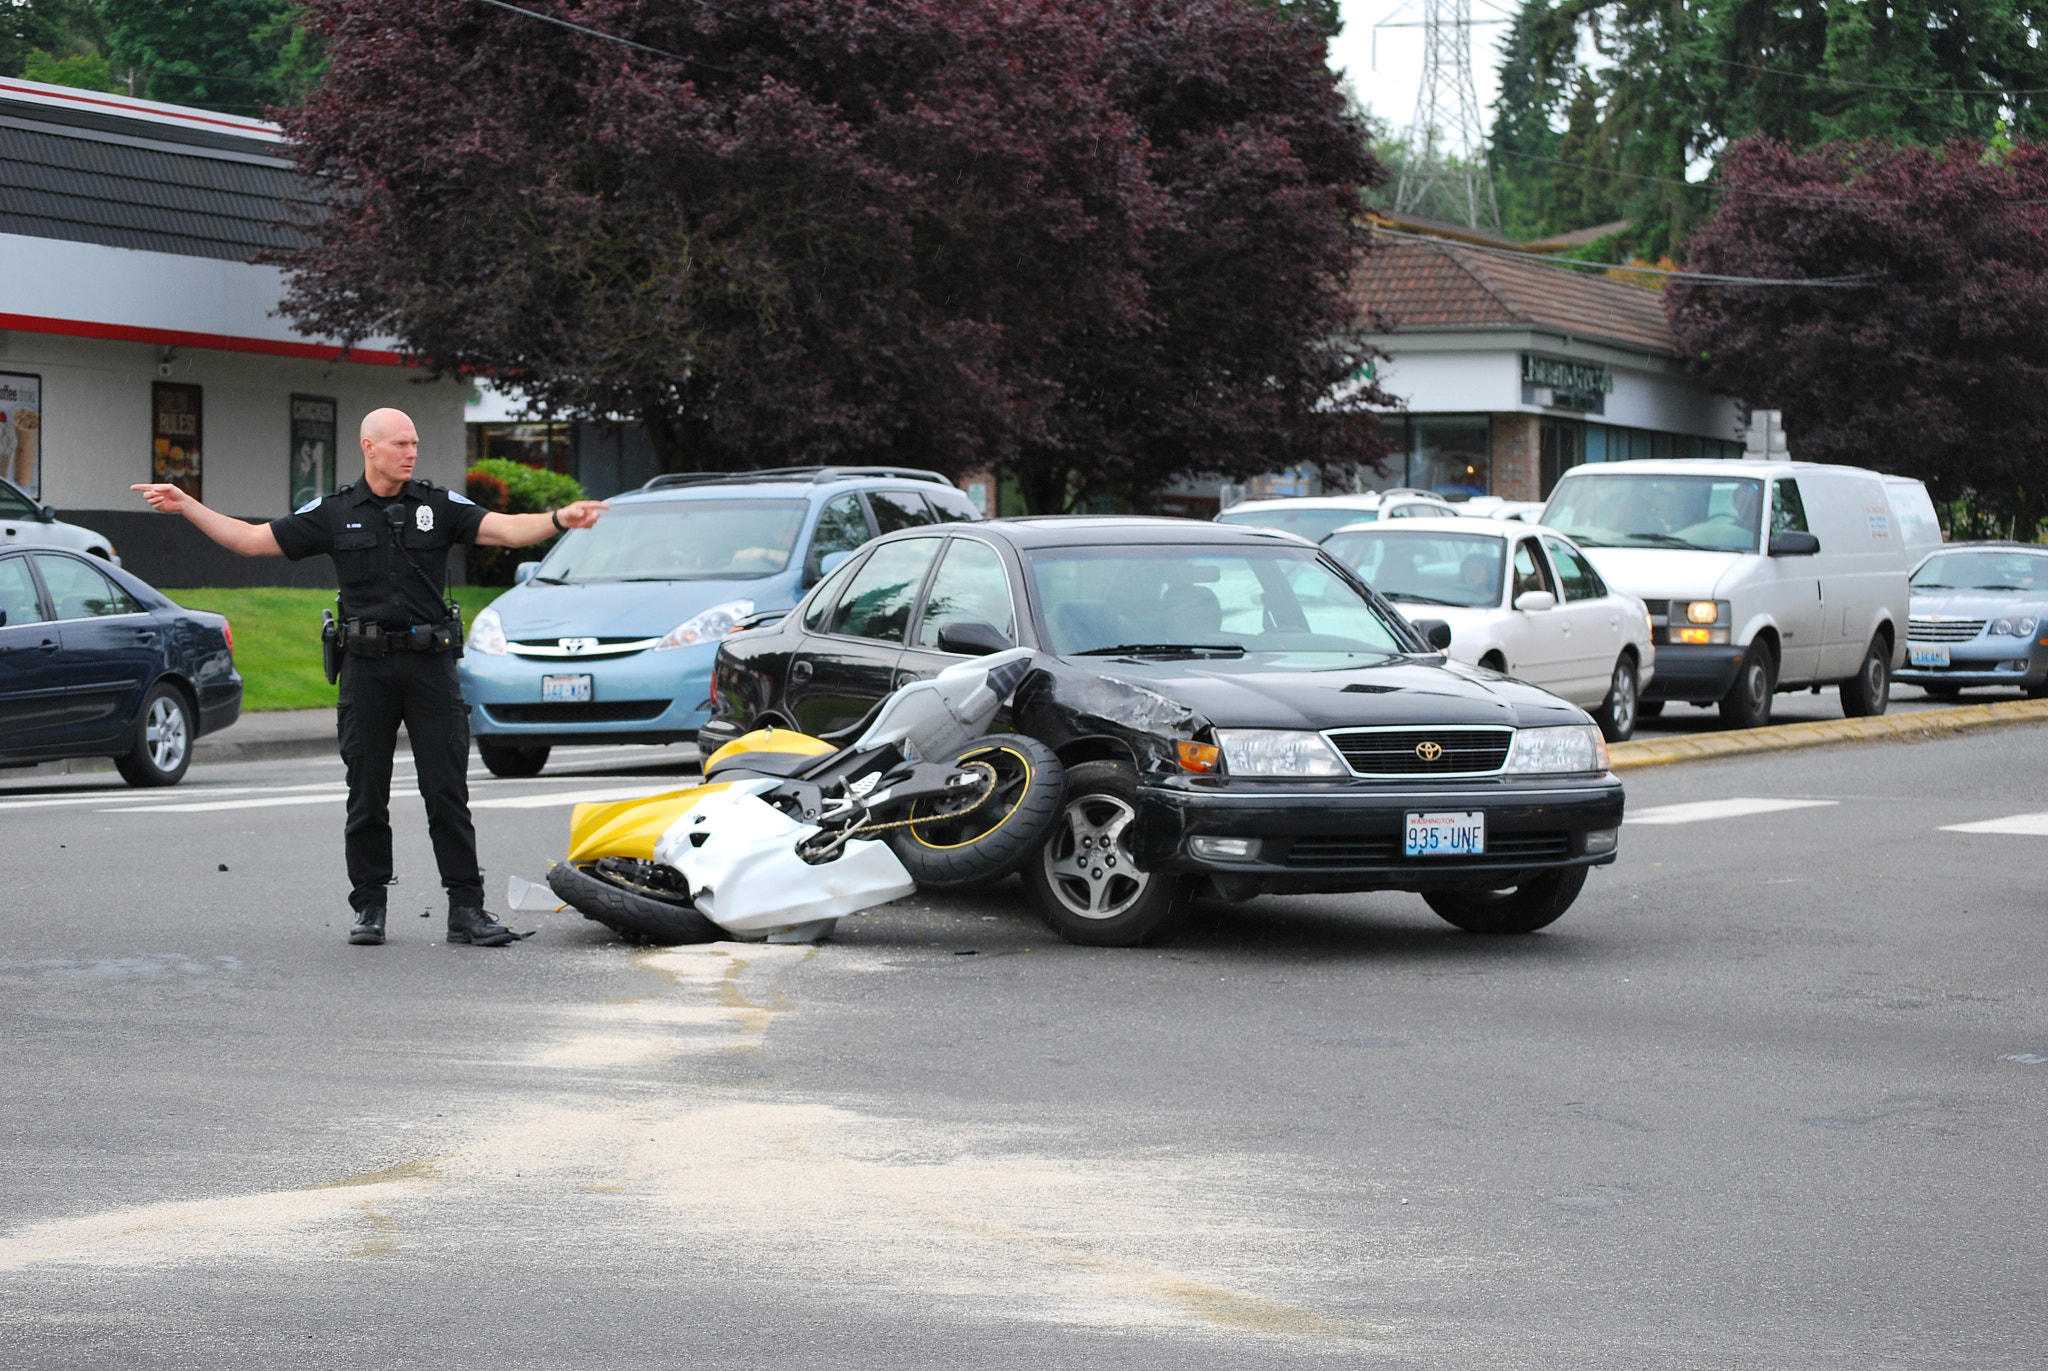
[1486,146,2048,209]
[1707,54,2048,99]
[1366,224,1875,287]
[475,0,736,71]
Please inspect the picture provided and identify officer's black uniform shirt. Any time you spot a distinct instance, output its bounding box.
[270,479,487,629]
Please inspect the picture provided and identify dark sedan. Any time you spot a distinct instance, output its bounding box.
[0,547,241,785]
[702,517,1624,945]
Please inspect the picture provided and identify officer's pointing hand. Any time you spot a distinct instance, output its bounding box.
[131,482,196,514]
[555,500,609,529]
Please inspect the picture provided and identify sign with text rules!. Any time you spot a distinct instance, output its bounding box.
[152,382,202,499]
[0,373,40,498]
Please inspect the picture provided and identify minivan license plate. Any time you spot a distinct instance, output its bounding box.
[1406,811,1484,857]
[541,674,593,703]
[1908,643,1951,667]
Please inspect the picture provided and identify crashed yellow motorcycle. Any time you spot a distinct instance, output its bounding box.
[540,647,1062,943]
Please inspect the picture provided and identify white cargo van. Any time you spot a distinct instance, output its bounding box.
[1540,460,1914,726]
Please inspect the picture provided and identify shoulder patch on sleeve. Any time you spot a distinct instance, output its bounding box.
[447,490,475,505]
[294,496,322,515]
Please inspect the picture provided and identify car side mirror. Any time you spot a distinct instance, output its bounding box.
[1514,591,1556,612]
[803,548,853,589]
[1411,617,1452,651]
[513,561,540,585]
[936,619,1013,656]
[1769,531,1820,556]
[37,505,55,523]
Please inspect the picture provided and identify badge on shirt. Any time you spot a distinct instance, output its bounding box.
[415,504,435,532]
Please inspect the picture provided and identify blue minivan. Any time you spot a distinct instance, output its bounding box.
[460,466,979,775]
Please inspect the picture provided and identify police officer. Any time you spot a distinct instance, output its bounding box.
[133,407,608,947]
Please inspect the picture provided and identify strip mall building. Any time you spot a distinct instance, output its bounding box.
[0,77,465,588]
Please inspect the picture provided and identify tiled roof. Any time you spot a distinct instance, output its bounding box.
[1354,236,1676,357]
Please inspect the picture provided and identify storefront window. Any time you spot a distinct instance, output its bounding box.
[1540,418,1583,497]
[472,422,577,475]
[1407,416,1490,497]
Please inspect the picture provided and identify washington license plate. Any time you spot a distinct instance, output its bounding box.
[1908,643,1950,667]
[1405,811,1485,857]
[541,674,593,703]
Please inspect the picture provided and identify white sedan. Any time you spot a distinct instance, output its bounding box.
[1325,517,1655,740]
[1,478,119,564]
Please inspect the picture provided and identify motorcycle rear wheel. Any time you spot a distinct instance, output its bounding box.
[547,860,722,945]
[887,734,1064,891]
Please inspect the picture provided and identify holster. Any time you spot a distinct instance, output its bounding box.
[320,609,342,684]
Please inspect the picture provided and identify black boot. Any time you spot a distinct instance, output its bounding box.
[348,906,387,946]
[448,905,518,947]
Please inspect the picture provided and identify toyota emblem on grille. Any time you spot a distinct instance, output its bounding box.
[1415,740,1443,762]
[559,637,599,654]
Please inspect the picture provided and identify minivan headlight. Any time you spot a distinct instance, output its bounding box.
[1505,725,1608,774]
[656,599,755,650]
[1214,729,1349,777]
[467,605,507,656]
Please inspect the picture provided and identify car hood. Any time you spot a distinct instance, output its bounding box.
[492,577,779,639]
[1574,545,1748,600]
[1047,653,1586,731]
[1908,590,2048,619]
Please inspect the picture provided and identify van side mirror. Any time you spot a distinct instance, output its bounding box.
[1513,591,1556,612]
[936,619,1013,656]
[1769,531,1820,556]
[513,561,540,585]
[802,548,854,589]
[1411,618,1453,651]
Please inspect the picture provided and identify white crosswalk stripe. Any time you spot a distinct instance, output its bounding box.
[1627,797,1838,826]
[1940,812,2048,835]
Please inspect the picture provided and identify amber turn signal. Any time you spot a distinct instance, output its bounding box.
[1176,740,1220,773]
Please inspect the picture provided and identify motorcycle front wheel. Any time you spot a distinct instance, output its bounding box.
[547,860,722,945]
[887,734,1064,891]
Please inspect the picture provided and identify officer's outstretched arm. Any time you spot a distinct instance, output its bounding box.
[130,483,282,557]
[476,500,609,547]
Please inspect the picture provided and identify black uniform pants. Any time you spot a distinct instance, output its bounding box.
[337,650,483,912]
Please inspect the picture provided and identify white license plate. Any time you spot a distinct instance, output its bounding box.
[1406,811,1484,857]
[541,674,593,703]
[1908,644,1951,667]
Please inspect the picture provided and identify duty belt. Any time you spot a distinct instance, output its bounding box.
[342,619,459,657]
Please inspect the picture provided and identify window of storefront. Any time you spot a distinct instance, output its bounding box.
[1540,417,1583,497]
[1582,424,1743,464]
[466,421,577,474]
[1406,416,1490,496]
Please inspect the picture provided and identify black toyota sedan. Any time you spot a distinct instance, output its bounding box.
[701,517,1624,945]
[0,547,241,785]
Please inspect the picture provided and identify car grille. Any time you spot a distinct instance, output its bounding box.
[1640,599,1670,619]
[1284,832,1572,867]
[507,637,657,660]
[1908,618,1985,643]
[1324,726,1512,776]
[482,701,669,724]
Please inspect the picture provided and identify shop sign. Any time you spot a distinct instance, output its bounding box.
[290,394,337,510]
[152,383,203,499]
[0,372,41,497]
[1522,354,1612,414]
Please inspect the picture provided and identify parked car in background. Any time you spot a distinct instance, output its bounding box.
[0,547,240,784]
[1897,542,2048,699]
[1323,517,1654,740]
[1456,498,1548,524]
[704,517,1625,947]
[0,477,119,564]
[1541,460,1911,727]
[1215,489,1461,544]
[461,466,979,776]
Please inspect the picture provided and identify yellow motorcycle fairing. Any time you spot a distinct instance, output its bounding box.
[567,783,734,864]
[703,727,835,776]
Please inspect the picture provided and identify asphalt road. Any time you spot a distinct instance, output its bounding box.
[4,725,2046,1368]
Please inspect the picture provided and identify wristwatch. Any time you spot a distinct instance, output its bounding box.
[550,507,566,532]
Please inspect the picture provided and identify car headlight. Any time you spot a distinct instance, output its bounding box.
[1991,616,2040,637]
[1505,724,1608,774]
[1685,600,1719,624]
[656,599,755,650]
[467,605,507,656]
[1214,729,1349,777]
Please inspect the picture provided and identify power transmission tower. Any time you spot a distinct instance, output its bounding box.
[1391,0,1500,233]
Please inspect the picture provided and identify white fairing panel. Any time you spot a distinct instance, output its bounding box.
[657,783,916,941]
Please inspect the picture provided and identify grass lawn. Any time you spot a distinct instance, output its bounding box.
[160,586,507,712]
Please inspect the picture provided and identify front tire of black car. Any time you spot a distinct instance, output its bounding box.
[478,740,550,777]
[115,681,193,787]
[1025,760,1189,947]
[1719,640,1776,729]
[1838,633,1891,717]
[1424,866,1588,935]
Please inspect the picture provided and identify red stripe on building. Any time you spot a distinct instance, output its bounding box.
[0,313,409,366]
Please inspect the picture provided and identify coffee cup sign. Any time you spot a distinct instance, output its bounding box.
[152,382,202,499]
[0,373,41,496]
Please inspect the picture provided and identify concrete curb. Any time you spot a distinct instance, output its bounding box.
[1608,697,2048,770]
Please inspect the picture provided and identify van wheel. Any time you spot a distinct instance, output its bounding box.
[1838,634,1891,717]
[1594,655,1638,742]
[1025,760,1189,947]
[1425,867,1587,935]
[1719,642,1775,729]
[478,740,549,777]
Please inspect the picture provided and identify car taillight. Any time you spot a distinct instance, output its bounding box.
[222,619,234,655]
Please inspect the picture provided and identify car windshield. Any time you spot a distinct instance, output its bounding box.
[1545,475,1765,553]
[1216,507,1373,543]
[1913,550,2048,591]
[532,499,807,582]
[1324,529,1505,608]
[1027,545,1407,658]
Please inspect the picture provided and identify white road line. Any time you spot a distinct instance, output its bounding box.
[109,792,350,814]
[1627,797,1839,826]
[1941,812,2048,836]
[470,784,687,811]
[0,789,261,813]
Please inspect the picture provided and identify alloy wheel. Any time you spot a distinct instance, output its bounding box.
[1609,662,1636,735]
[1041,792,1149,920]
[146,695,188,773]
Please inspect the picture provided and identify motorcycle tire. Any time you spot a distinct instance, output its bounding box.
[546,861,722,945]
[887,734,1065,892]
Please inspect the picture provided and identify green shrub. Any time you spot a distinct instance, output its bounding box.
[466,459,587,584]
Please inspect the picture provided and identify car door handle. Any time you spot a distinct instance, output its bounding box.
[790,659,814,683]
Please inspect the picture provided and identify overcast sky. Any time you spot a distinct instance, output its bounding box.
[1328,0,1511,142]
